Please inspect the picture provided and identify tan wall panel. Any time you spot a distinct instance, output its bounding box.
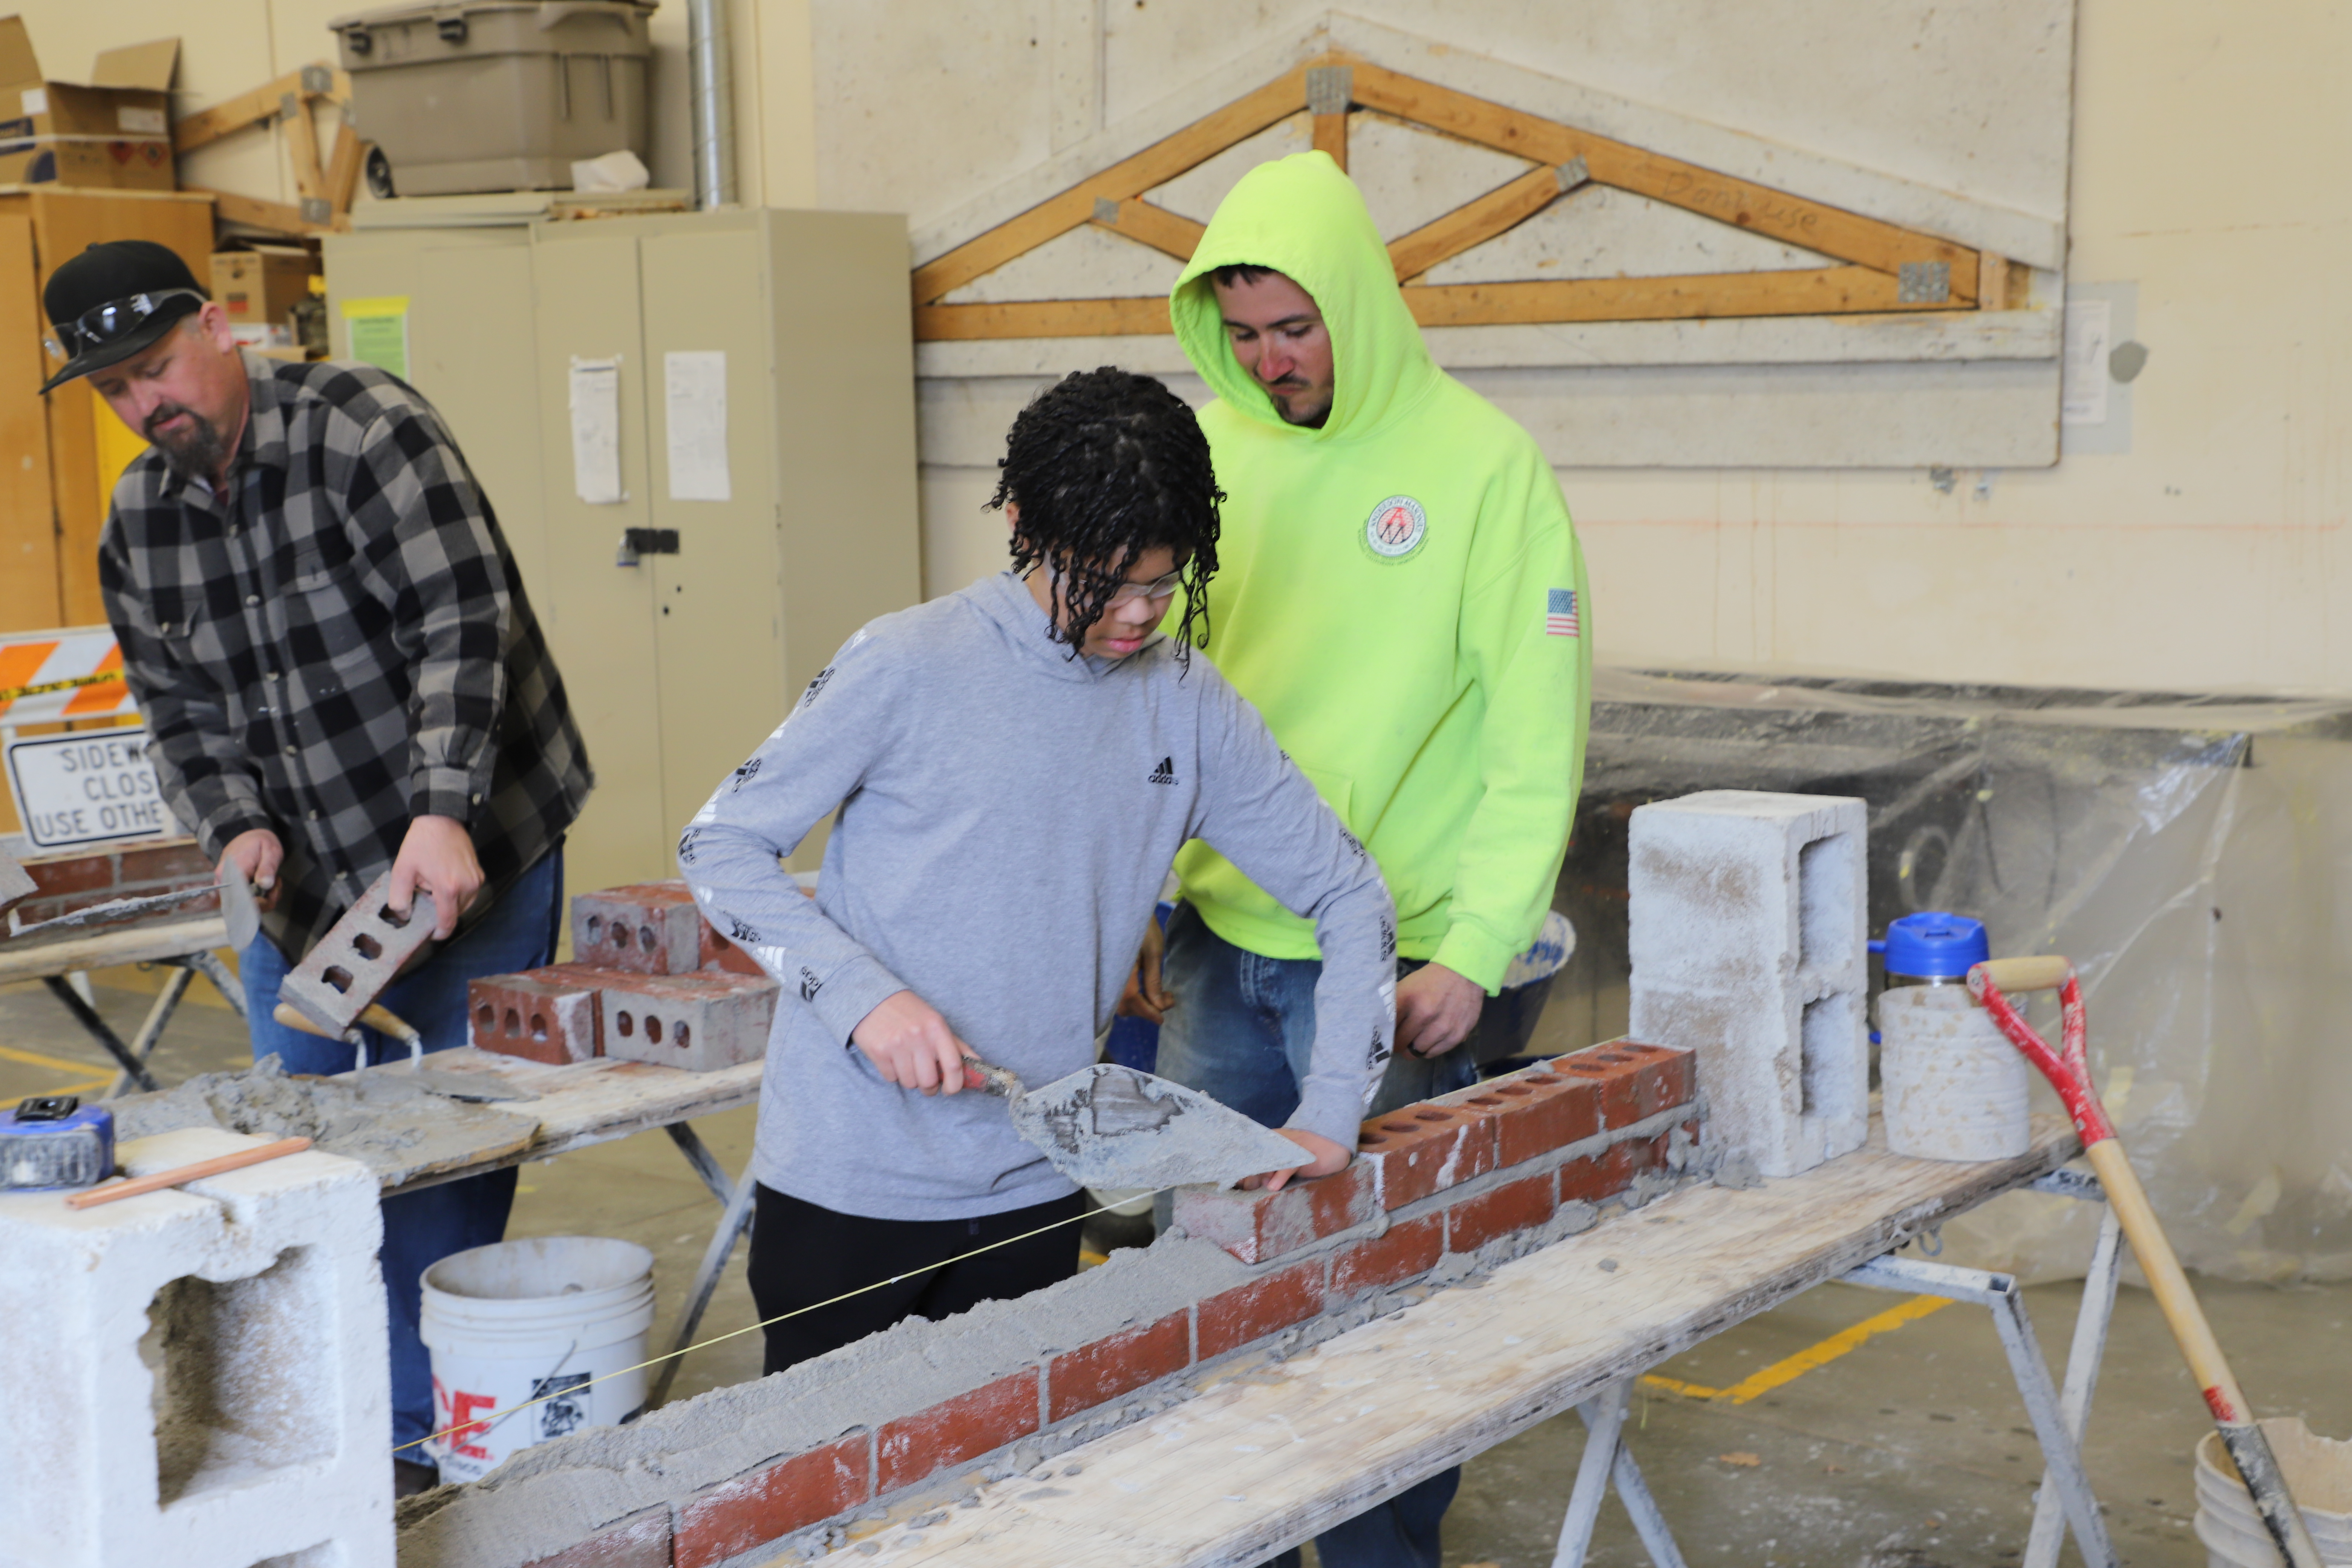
[0,207,61,632]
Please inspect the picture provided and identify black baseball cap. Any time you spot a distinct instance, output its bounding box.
[40,240,208,395]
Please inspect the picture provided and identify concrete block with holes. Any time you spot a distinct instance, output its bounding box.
[280,869,437,1032]
[0,1127,392,1568]
[468,965,616,1064]
[597,971,780,1072]
[1628,789,1868,1178]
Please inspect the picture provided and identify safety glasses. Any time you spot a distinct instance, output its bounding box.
[1048,560,1187,605]
[43,288,204,363]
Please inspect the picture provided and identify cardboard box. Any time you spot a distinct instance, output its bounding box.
[213,248,314,330]
[0,20,177,192]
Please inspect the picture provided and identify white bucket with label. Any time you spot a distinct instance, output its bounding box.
[2194,1418,2352,1566]
[1879,985,2033,1162]
[420,1236,656,1483]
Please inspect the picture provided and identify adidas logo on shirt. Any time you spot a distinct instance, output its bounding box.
[1147,756,1176,785]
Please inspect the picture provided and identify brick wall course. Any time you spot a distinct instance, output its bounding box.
[675,1438,868,1568]
[521,1508,672,1568]
[1044,1311,1191,1422]
[877,1372,1040,1493]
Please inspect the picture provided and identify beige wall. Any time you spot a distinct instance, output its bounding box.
[28,0,2346,694]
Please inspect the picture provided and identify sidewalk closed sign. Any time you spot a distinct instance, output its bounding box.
[5,727,170,849]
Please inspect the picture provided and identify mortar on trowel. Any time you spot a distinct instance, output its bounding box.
[960,1056,1307,1189]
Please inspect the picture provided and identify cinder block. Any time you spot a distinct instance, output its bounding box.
[1195,1257,1328,1360]
[1628,790,1868,1178]
[1352,1102,1497,1210]
[468,965,614,1064]
[1045,1311,1191,1421]
[0,1127,392,1568]
[876,1370,1040,1491]
[1329,1214,1444,1298]
[573,882,703,975]
[282,868,438,1032]
[675,1438,870,1568]
[599,971,779,1072]
[1171,1161,1377,1264]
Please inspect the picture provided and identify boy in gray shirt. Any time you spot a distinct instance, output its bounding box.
[681,369,1396,1374]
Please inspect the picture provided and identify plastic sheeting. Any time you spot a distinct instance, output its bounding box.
[1547,669,2352,1283]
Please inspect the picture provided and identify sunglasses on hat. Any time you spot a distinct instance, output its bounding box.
[42,288,205,364]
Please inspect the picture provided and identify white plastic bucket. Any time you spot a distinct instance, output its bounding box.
[420,1236,656,1483]
[2193,1418,2352,1566]
[1879,985,2033,1162]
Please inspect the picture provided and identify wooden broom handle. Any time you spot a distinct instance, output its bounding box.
[65,1136,313,1210]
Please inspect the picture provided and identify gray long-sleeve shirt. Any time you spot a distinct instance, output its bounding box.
[681,572,1397,1220]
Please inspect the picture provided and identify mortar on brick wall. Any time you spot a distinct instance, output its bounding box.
[395,1043,1704,1568]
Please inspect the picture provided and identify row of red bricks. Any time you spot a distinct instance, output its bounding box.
[1177,1040,1696,1263]
[516,1044,1699,1568]
[13,837,216,928]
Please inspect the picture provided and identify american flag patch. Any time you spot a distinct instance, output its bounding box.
[1546,588,1580,637]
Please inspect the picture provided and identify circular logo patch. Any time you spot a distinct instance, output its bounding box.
[1364,495,1427,560]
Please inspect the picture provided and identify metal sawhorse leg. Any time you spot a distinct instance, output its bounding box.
[646,1121,761,1406]
[1549,1171,2124,1568]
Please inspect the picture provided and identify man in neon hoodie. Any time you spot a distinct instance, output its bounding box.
[1153,152,1593,1568]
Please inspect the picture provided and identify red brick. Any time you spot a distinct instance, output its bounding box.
[675,1438,868,1568]
[574,882,702,974]
[1556,1151,1616,1204]
[1046,1311,1190,1421]
[876,1372,1040,1492]
[22,849,118,897]
[698,913,766,975]
[469,964,612,1063]
[1611,1040,1697,1118]
[525,1508,673,1568]
[599,969,779,1072]
[113,840,211,889]
[1196,1258,1328,1360]
[1353,1103,1497,1210]
[1172,1160,1377,1263]
[1330,1215,1444,1299]
[1446,1171,1557,1253]
[1551,1045,1649,1130]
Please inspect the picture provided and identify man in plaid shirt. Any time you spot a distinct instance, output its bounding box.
[46,240,591,1490]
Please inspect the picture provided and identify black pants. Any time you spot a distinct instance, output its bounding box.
[746,1184,1087,1376]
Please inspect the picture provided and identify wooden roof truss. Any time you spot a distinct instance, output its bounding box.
[913,54,2023,342]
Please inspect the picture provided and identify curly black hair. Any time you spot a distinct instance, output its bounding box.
[988,366,1223,663]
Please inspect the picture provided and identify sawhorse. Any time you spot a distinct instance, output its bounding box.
[1552,1169,2126,1568]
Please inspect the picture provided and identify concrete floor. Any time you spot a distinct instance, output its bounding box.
[7,976,2346,1566]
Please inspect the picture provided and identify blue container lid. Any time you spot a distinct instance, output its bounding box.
[1878,912,1989,979]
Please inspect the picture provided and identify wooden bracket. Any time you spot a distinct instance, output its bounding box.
[913,51,1997,339]
[173,62,361,237]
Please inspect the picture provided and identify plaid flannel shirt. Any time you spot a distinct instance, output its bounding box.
[98,352,593,960]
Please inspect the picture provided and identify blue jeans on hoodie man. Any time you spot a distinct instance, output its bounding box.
[1155,900,1480,1568]
[240,848,562,1455]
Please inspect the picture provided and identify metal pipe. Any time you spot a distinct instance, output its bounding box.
[686,0,737,208]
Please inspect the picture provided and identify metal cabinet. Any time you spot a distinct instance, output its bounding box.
[327,207,920,898]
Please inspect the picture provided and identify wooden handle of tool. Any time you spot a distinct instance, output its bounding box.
[66,1136,313,1209]
[271,1001,420,1045]
[1974,955,2073,993]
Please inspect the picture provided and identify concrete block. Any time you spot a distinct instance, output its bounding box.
[282,868,437,1032]
[597,971,779,1072]
[468,965,613,1064]
[0,1127,392,1568]
[1628,789,1868,1178]
[573,883,702,975]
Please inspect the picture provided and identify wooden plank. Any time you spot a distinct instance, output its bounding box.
[323,123,364,216]
[283,93,326,202]
[916,296,1171,341]
[1387,162,1567,283]
[912,65,1310,305]
[1401,267,1949,328]
[0,203,61,633]
[1088,198,1204,262]
[185,185,328,237]
[172,69,308,154]
[859,1115,2079,1566]
[0,913,226,986]
[1312,111,1349,172]
[1349,62,1976,299]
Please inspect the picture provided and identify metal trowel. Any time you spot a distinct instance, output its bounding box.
[3,870,262,945]
[962,1056,1308,1189]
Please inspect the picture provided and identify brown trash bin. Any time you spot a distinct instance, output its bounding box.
[328,0,657,197]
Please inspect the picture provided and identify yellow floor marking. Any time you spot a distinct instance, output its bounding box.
[1639,1293,1954,1404]
[0,1041,114,1077]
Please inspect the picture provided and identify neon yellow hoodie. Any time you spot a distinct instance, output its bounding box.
[1168,152,1592,992]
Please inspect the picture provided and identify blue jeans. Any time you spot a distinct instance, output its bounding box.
[241,848,563,1453]
[1154,901,1473,1568]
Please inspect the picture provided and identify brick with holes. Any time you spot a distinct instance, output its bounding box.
[279,868,438,1032]
[572,882,703,975]
[467,965,621,1064]
[597,970,780,1072]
